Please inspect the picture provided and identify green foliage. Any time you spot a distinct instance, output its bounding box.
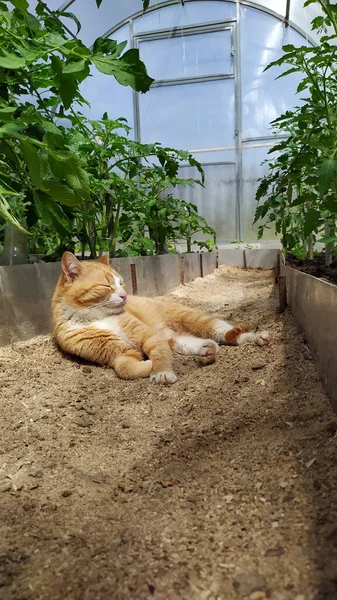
[0,0,153,251]
[0,0,213,260]
[254,0,337,262]
[66,114,215,257]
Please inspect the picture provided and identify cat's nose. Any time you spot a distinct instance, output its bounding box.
[119,289,127,301]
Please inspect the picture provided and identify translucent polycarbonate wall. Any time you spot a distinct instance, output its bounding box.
[28,0,323,242]
[33,0,323,42]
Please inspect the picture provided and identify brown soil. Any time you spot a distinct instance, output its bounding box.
[286,253,337,286]
[0,265,337,600]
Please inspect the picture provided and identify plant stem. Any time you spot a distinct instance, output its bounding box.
[324,218,333,266]
[306,201,314,259]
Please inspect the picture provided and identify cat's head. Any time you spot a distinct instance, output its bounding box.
[59,252,127,314]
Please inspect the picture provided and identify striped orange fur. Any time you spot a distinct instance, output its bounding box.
[51,252,270,385]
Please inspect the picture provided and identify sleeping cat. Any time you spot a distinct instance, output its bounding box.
[52,252,270,384]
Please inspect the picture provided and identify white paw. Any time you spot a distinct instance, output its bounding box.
[199,340,219,365]
[199,340,219,356]
[150,371,177,385]
[255,331,270,346]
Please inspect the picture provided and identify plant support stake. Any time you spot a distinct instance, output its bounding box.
[199,253,203,278]
[180,255,185,285]
[130,263,138,295]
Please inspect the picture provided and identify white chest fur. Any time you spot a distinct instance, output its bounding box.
[91,316,130,344]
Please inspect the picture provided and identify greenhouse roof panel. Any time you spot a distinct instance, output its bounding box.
[28,0,326,43]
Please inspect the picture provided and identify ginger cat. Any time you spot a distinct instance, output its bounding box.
[52,252,270,385]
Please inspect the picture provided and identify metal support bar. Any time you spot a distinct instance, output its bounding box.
[130,20,141,143]
[234,6,243,241]
[285,0,291,27]
[190,146,235,152]
[136,21,234,41]
[242,135,288,143]
[151,73,235,88]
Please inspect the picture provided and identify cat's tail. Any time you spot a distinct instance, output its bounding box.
[113,350,153,380]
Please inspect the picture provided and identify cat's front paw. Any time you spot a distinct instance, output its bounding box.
[255,330,270,346]
[150,371,177,385]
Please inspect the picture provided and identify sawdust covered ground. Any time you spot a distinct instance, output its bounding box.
[0,265,336,600]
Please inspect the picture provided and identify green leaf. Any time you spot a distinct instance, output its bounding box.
[62,59,87,74]
[34,192,71,237]
[50,56,79,110]
[56,10,82,34]
[311,16,325,29]
[42,120,63,138]
[95,0,103,6]
[253,202,269,224]
[115,49,154,92]
[0,50,26,69]
[24,11,41,31]
[304,208,321,237]
[282,44,296,52]
[0,183,20,196]
[20,139,44,189]
[318,235,337,245]
[44,180,83,206]
[255,179,269,202]
[0,122,24,139]
[9,0,28,11]
[323,197,337,213]
[92,37,118,56]
[291,192,316,207]
[48,151,90,200]
[296,80,309,94]
[275,67,300,80]
[0,105,17,117]
[187,156,205,184]
[317,158,337,195]
[45,32,70,47]
[143,0,150,10]
[0,195,28,234]
[92,49,154,93]
[59,74,78,110]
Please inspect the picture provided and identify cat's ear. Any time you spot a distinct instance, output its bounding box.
[61,252,81,281]
[96,255,110,266]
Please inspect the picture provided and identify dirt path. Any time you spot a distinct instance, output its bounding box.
[0,266,336,600]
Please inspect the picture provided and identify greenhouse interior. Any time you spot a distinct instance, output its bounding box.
[69,0,322,246]
[1,1,337,600]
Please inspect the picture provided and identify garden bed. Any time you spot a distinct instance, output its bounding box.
[281,264,337,411]
[1,265,337,600]
[286,253,337,286]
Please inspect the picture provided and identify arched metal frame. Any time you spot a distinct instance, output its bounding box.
[56,0,318,46]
